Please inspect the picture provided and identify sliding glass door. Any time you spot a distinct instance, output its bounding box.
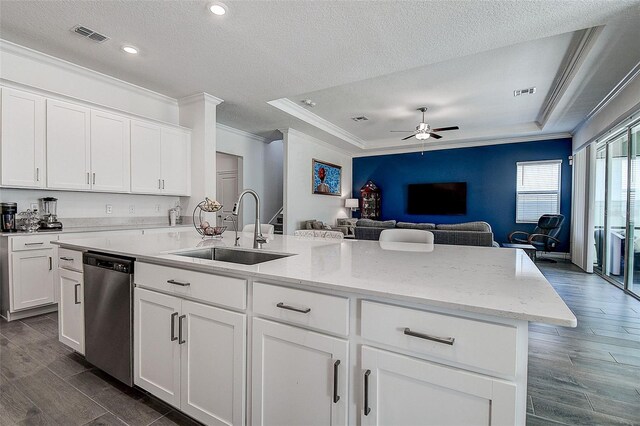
[605,133,628,285]
[629,123,640,297]
[594,146,606,273]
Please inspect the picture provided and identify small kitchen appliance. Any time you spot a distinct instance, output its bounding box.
[39,197,63,230]
[1,202,17,232]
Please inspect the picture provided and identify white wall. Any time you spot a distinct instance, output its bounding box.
[0,188,179,219]
[282,129,352,234]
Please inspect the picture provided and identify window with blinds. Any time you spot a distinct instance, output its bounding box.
[516,160,562,223]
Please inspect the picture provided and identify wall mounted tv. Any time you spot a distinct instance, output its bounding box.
[407,182,467,215]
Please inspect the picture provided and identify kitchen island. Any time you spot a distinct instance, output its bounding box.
[54,228,576,426]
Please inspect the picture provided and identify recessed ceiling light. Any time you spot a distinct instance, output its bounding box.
[209,2,228,15]
[122,45,138,54]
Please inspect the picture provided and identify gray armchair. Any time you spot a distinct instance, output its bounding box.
[509,214,565,261]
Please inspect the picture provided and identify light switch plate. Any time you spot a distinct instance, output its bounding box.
[106,205,113,214]
[129,205,135,214]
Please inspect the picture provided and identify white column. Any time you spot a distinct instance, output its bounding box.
[178,93,223,214]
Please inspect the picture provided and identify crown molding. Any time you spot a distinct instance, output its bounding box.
[280,127,354,157]
[537,26,603,128]
[269,98,366,149]
[0,38,179,106]
[178,92,224,107]
[354,132,572,157]
[217,123,266,143]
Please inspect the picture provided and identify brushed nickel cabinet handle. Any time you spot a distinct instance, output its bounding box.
[167,279,190,287]
[74,284,80,304]
[25,242,44,246]
[158,179,161,189]
[87,172,90,184]
[92,173,96,184]
[178,314,186,344]
[48,257,52,270]
[170,312,178,341]
[162,179,165,189]
[333,360,341,403]
[364,369,371,415]
[276,302,311,314]
[60,256,73,261]
[36,167,39,182]
[403,328,455,345]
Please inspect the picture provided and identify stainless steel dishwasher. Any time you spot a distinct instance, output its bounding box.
[83,252,135,386]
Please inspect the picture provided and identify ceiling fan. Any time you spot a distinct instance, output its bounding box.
[391,107,459,141]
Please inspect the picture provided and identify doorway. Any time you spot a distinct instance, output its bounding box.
[216,152,242,229]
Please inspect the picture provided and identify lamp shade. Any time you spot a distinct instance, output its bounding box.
[345,198,359,209]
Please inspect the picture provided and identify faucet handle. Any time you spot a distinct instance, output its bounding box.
[256,234,268,244]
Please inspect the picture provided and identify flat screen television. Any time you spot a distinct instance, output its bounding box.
[407,182,467,215]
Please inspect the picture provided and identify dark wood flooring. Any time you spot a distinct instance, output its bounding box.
[1,261,639,425]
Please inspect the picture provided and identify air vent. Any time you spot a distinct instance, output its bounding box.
[514,87,537,97]
[351,116,369,122]
[71,25,110,43]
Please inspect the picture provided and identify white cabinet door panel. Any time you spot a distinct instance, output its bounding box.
[160,127,190,195]
[11,249,55,311]
[252,318,348,426]
[134,288,181,407]
[361,346,516,426]
[58,268,84,354]
[46,99,90,190]
[90,110,130,192]
[0,88,46,187]
[131,120,162,194]
[180,300,245,426]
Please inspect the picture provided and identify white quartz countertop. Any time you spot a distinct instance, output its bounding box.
[54,229,577,327]
[1,223,191,237]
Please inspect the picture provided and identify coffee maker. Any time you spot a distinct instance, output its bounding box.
[39,197,63,230]
[1,202,17,233]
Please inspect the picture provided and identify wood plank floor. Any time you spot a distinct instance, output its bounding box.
[1,261,639,425]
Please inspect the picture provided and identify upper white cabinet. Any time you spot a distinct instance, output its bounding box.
[46,99,91,190]
[131,120,190,196]
[0,88,46,188]
[90,110,131,192]
[0,86,190,196]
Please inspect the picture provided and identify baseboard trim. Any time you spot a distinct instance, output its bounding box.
[2,303,58,322]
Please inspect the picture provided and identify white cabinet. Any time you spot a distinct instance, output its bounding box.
[134,287,245,425]
[252,318,348,426]
[46,99,91,190]
[131,120,190,196]
[130,120,162,194]
[0,88,46,187]
[361,346,517,426]
[58,268,84,354]
[90,110,131,192]
[11,249,55,311]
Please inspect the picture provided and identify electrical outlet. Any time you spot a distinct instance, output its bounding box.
[129,205,135,214]
[106,205,113,214]
[30,203,38,211]
[155,204,160,213]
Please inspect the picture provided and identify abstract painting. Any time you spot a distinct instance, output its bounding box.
[312,159,342,196]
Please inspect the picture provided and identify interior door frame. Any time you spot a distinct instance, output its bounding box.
[216,151,243,228]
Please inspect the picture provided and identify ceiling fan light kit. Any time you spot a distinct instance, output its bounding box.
[391,107,459,142]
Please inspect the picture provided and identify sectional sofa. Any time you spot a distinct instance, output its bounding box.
[354,219,496,247]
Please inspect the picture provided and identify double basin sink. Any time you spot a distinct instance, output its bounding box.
[174,247,293,265]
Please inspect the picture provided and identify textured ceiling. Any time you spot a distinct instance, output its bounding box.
[0,0,639,153]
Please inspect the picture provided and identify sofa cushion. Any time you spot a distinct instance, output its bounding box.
[356,219,396,228]
[436,221,492,232]
[397,222,436,230]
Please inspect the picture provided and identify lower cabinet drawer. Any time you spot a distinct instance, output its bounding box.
[135,262,247,310]
[12,234,58,251]
[58,248,83,272]
[361,301,518,377]
[253,282,350,336]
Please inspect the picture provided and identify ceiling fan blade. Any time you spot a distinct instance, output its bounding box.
[401,134,416,141]
[431,126,459,132]
[390,130,415,133]
[428,133,443,139]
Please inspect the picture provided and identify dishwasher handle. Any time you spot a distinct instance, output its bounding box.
[84,252,134,274]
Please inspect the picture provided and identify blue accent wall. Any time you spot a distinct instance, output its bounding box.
[352,138,572,251]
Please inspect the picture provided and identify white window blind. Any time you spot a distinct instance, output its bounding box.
[516,160,562,223]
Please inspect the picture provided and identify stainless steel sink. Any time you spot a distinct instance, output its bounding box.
[174,247,294,265]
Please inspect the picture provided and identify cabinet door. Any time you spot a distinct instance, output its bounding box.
[134,287,181,407]
[130,120,162,194]
[46,99,90,190]
[0,88,46,187]
[160,127,190,196]
[361,346,517,426]
[58,268,84,354]
[180,300,245,425]
[252,318,348,426]
[11,249,55,311]
[90,110,130,192]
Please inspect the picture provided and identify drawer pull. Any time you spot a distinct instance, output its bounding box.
[74,283,81,304]
[167,279,190,287]
[403,327,455,346]
[170,312,178,341]
[333,360,341,403]
[276,302,311,314]
[49,257,52,270]
[178,314,186,344]
[24,242,44,246]
[364,369,371,415]
[60,257,74,261]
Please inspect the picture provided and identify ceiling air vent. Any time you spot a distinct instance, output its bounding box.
[351,116,369,122]
[71,25,110,44]
[514,87,537,97]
